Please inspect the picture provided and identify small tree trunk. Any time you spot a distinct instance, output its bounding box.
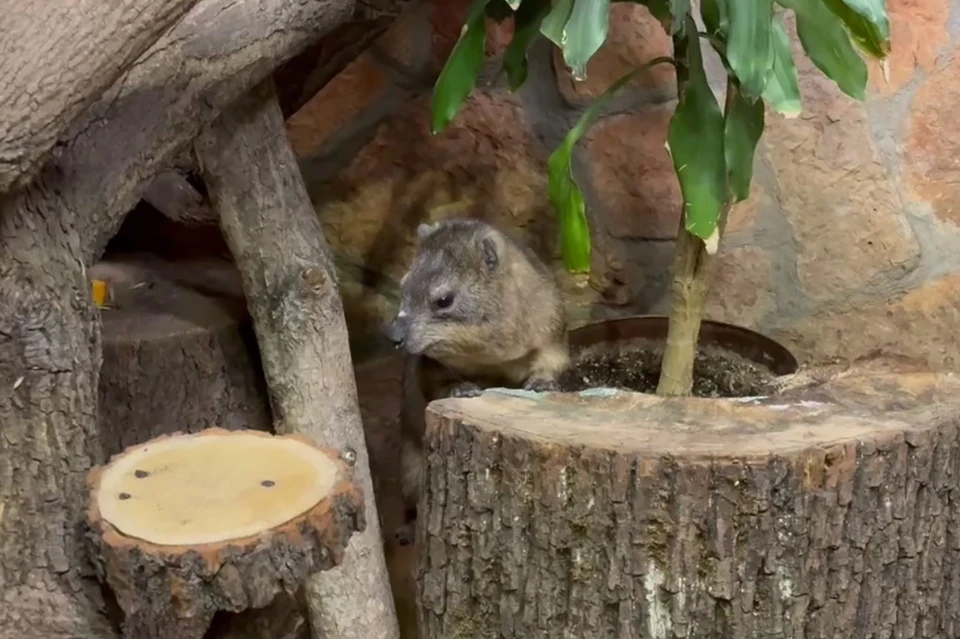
[195,79,399,639]
[656,70,737,397]
[417,368,960,638]
[655,219,724,396]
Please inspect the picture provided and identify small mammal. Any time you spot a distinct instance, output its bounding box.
[384,217,570,545]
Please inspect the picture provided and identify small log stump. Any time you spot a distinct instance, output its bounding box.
[86,428,365,639]
[93,255,272,457]
[416,363,960,638]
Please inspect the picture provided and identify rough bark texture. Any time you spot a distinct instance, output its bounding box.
[195,79,400,639]
[417,363,960,638]
[0,0,352,635]
[58,0,355,263]
[0,0,199,194]
[86,429,365,639]
[0,174,115,639]
[94,255,271,458]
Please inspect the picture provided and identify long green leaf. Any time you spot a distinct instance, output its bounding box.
[503,0,551,91]
[724,82,765,202]
[430,0,490,134]
[701,0,728,36]
[540,0,574,47]
[761,14,802,116]
[778,0,868,100]
[548,57,675,272]
[562,0,612,80]
[822,0,890,59]
[727,0,775,98]
[667,15,727,241]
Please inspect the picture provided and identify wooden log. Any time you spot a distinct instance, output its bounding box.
[93,255,271,458]
[416,362,960,638]
[86,428,365,639]
[0,0,199,194]
[195,79,399,638]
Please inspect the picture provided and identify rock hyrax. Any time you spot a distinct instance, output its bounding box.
[385,217,570,545]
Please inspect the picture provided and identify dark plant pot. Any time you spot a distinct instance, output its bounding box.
[568,314,799,376]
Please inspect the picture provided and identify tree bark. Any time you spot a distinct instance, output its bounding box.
[417,365,960,638]
[195,79,399,639]
[0,174,115,638]
[0,0,199,194]
[0,0,352,634]
[95,255,271,459]
[54,0,355,263]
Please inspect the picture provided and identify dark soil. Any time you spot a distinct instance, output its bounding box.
[558,340,776,398]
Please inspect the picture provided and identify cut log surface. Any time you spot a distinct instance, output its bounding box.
[87,428,365,639]
[94,254,271,458]
[417,363,960,638]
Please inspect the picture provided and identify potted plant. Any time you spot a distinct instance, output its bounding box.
[428,0,889,397]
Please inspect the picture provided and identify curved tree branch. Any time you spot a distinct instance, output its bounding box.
[0,0,200,195]
[31,0,355,262]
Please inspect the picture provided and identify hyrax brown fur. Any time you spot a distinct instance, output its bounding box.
[384,217,570,545]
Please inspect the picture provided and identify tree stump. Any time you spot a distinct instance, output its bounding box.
[93,255,272,458]
[86,428,365,639]
[416,362,960,638]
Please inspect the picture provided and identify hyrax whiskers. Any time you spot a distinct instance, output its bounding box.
[384,217,570,545]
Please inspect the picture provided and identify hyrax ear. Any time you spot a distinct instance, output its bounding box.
[479,232,503,269]
[416,222,438,242]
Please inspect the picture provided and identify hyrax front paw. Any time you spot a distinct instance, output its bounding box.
[523,377,559,392]
[448,382,483,398]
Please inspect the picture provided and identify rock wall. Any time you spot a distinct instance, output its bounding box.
[286,0,960,371]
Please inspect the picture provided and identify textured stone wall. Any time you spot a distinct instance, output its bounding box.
[285,0,960,371]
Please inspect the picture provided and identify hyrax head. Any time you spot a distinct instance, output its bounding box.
[385,218,506,361]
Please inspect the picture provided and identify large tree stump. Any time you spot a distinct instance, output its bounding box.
[87,428,364,639]
[93,255,272,457]
[416,362,960,638]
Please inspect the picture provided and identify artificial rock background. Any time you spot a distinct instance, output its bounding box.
[284,0,960,371]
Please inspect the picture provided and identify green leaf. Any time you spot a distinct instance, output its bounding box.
[761,15,802,116]
[561,0,612,80]
[822,0,890,59]
[540,0,574,47]
[503,0,551,91]
[778,0,868,101]
[549,155,591,272]
[548,57,675,272]
[701,0,728,36]
[726,0,775,98]
[667,15,727,241]
[724,82,765,202]
[430,0,490,134]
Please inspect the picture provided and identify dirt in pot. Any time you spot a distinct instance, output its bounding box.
[557,340,777,398]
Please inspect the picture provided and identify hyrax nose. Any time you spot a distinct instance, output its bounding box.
[384,316,407,348]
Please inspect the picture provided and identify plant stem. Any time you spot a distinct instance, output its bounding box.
[655,205,730,396]
[656,59,738,397]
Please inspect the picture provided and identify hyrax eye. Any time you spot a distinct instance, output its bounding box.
[434,293,455,309]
